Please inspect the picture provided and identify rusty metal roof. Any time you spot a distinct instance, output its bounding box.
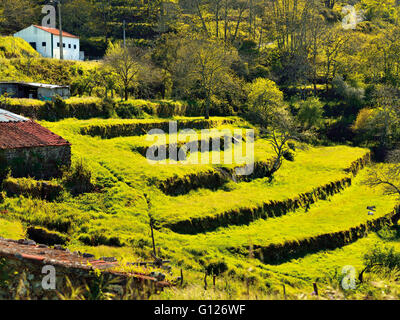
[0,108,28,123]
[0,82,69,89]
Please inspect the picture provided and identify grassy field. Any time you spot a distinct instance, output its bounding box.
[0,114,398,299]
[190,171,397,248]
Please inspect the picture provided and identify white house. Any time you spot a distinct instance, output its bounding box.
[13,25,83,61]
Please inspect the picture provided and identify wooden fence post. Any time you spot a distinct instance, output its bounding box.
[180,268,184,286]
[313,282,318,296]
[282,284,287,300]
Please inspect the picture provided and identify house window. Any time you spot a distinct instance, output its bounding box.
[74,45,77,49]
[42,42,46,47]
[68,44,71,48]
[57,42,60,47]
[63,43,65,48]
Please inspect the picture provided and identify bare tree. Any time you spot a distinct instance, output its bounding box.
[175,36,238,118]
[365,165,400,198]
[104,42,142,101]
[268,107,305,176]
[321,27,349,91]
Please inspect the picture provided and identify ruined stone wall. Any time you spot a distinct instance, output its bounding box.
[0,255,156,300]
[2,145,71,179]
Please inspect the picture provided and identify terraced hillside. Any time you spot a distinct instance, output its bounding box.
[0,115,398,298]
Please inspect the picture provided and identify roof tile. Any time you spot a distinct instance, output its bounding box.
[33,25,79,39]
[0,120,70,149]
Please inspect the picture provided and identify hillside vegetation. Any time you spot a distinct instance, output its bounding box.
[1,115,397,299]
[2,0,400,300]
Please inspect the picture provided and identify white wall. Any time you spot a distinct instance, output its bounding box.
[14,26,52,58]
[14,25,81,61]
[52,35,80,61]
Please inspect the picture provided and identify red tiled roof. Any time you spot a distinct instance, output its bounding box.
[0,120,70,149]
[33,25,79,39]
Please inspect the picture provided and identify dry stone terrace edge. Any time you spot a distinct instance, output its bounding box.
[0,237,171,288]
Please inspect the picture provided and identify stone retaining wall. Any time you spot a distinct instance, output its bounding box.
[0,238,170,300]
[1,145,71,179]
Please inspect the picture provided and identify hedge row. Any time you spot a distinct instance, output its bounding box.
[2,177,63,201]
[158,160,275,196]
[0,97,192,121]
[163,153,371,234]
[0,97,111,120]
[78,233,123,247]
[133,136,229,160]
[164,176,353,234]
[344,152,371,175]
[117,99,188,118]
[80,118,235,138]
[236,205,400,265]
[27,226,69,246]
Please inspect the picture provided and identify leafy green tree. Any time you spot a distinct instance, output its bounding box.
[353,85,400,149]
[296,97,324,130]
[62,0,95,38]
[246,77,284,126]
[104,42,141,101]
[174,35,238,118]
[0,0,39,34]
[361,0,399,23]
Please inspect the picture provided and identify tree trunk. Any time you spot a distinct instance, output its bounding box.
[216,2,220,38]
[205,94,211,119]
[196,0,209,36]
[224,0,228,44]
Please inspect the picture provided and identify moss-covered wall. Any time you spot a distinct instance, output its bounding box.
[3,145,71,179]
[0,254,156,300]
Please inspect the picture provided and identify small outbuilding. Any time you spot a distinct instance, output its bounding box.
[0,81,70,100]
[0,108,71,179]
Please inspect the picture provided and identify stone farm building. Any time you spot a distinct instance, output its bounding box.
[14,25,83,61]
[0,109,71,179]
[0,82,70,100]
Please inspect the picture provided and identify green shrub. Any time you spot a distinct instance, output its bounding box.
[0,98,45,119]
[363,244,400,272]
[115,100,145,118]
[63,160,95,196]
[2,177,63,201]
[27,226,69,246]
[295,97,324,130]
[155,100,187,118]
[0,37,39,59]
[283,150,295,162]
[81,118,234,138]
[0,191,5,204]
[205,260,228,276]
[78,233,123,247]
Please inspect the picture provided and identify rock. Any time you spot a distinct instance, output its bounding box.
[100,257,117,262]
[150,271,166,281]
[14,253,23,260]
